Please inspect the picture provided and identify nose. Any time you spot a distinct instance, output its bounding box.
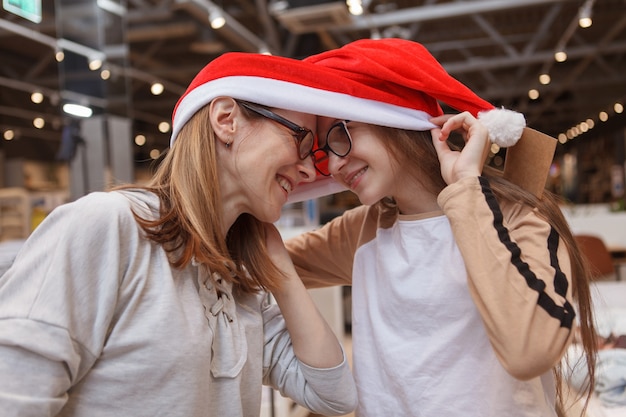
[327,152,347,177]
[296,155,317,183]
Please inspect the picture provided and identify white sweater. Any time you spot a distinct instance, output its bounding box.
[0,190,356,417]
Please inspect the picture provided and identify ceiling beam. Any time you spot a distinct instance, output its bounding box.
[341,0,574,31]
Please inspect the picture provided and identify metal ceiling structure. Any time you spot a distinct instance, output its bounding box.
[1,0,625,163]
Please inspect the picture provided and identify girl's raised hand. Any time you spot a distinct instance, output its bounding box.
[429,112,490,185]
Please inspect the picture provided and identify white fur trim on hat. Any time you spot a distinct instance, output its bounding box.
[171,76,440,146]
[478,107,526,148]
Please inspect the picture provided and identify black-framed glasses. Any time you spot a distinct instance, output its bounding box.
[312,120,352,176]
[236,100,315,160]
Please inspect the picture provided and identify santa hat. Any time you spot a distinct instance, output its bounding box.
[301,39,525,147]
[171,39,529,202]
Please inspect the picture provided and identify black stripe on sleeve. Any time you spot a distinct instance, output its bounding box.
[478,177,575,329]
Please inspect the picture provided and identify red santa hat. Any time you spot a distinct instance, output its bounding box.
[171,39,526,202]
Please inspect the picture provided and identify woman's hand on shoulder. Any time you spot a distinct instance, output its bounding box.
[429,112,490,185]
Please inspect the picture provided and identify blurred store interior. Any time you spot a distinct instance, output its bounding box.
[1,0,625,207]
[1,0,626,297]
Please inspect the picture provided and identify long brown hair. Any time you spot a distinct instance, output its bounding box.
[372,125,597,415]
[115,105,284,293]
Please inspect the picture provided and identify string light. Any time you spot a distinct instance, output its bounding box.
[134,134,146,146]
[158,122,170,133]
[33,117,45,129]
[31,91,44,104]
[3,129,15,141]
[150,82,164,96]
[558,99,625,143]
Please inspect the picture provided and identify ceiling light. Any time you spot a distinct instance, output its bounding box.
[579,121,589,132]
[615,103,624,114]
[348,4,363,15]
[599,111,608,122]
[538,74,551,85]
[63,103,93,118]
[150,148,162,159]
[158,122,170,133]
[578,1,593,28]
[135,134,146,146]
[554,51,567,62]
[3,129,15,141]
[528,89,539,100]
[209,9,226,29]
[100,69,111,80]
[55,50,65,62]
[31,91,44,104]
[578,16,592,28]
[150,82,164,95]
[97,0,126,16]
[268,0,289,13]
[347,0,363,15]
[33,117,45,129]
[89,57,103,71]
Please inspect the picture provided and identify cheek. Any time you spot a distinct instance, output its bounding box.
[252,144,298,181]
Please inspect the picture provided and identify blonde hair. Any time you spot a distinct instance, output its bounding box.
[372,125,597,416]
[116,105,284,293]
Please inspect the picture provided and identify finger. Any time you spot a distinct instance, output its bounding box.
[429,126,446,142]
[429,114,454,127]
[438,112,475,140]
[430,128,451,157]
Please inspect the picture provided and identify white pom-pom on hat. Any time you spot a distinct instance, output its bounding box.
[478,107,526,148]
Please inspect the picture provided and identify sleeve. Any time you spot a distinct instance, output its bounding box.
[261,301,357,416]
[0,192,136,416]
[438,176,575,380]
[285,205,370,288]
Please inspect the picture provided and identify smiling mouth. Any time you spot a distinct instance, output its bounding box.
[277,176,293,194]
[346,167,367,188]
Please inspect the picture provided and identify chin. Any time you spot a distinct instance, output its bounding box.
[258,205,283,224]
[355,193,379,207]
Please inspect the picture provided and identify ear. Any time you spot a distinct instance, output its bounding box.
[208,97,239,146]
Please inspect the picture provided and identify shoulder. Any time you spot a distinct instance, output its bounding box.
[61,191,133,214]
[332,204,375,225]
[63,190,157,218]
[41,190,157,239]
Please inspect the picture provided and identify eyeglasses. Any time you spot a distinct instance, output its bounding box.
[236,100,315,160]
[312,120,352,176]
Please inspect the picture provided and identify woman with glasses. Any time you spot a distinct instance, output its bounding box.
[286,39,598,417]
[0,53,357,417]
